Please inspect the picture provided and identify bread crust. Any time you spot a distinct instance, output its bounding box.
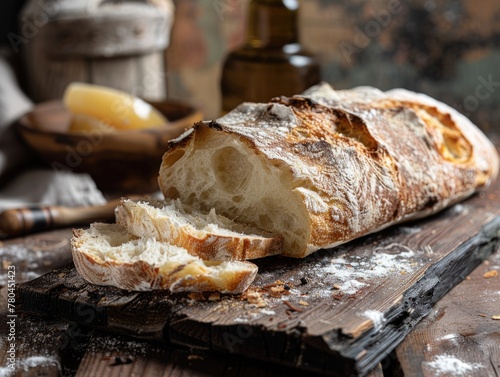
[159,83,499,258]
[71,224,258,293]
[115,199,284,260]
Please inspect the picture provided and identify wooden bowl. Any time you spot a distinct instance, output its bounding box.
[15,100,202,194]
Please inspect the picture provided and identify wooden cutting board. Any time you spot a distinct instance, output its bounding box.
[17,177,500,377]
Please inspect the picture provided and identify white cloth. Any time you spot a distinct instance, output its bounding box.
[0,169,106,209]
[0,55,33,176]
[0,55,106,210]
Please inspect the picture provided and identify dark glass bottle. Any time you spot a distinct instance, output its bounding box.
[221,0,321,114]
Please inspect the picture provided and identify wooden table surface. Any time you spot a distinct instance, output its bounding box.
[0,224,385,376]
[1,217,499,376]
[1,173,499,377]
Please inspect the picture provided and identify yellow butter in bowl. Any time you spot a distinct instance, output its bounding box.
[63,83,168,131]
[69,114,115,133]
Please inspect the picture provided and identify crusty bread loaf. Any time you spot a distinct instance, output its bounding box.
[115,199,283,260]
[159,83,499,258]
[71,223,258,293]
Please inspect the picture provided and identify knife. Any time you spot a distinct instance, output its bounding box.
[0,198,125,236]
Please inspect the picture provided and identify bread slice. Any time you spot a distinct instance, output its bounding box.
[115,199,284,260]
[71,223,258,293]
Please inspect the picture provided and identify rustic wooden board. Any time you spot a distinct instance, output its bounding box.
[0,285,384,377]
[395,248,500,377]
[75,331,378,377]
[17,177,500,377]
[0,298,89,377]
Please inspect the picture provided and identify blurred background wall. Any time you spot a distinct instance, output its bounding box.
[166,0,500,131]
[1,0,499,130]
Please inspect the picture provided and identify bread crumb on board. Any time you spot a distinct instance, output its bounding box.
[263,280,292,298]
[246,292,267,308]
[242,288,267,308]
[483,270,498,278]
[492,315,500,320]
[332,291,344,300]
[240,280,296,308]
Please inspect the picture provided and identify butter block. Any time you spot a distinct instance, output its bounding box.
[63,83,168,131]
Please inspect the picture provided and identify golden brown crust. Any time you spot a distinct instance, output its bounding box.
[71,226,258,293]
[159,83,499,258]
[115,199,284,261]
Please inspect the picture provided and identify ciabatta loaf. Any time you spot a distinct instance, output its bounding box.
[115,199,283,260]
[71,223,258,293]
[159,83,499,258]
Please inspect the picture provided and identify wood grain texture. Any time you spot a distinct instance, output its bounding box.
[0,301,90,377]
[74,331,339,377]
[16,176,500,376]
[395,247,500,377]
[0,282,386,377]
[1,284,386,377]
[0,228,73,285]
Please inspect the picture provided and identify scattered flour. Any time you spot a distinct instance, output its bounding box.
[438,333,459,342]
[447,204,470,216]
[233,312,261,323]
[0,244,48,284]
[0,368,13,377]
[321,244,419,294]
[362,310,385,332]
[233,317,249,323]
[260,309,276,316]
[0,356,60,376]
[424,355,483,376]
[340,280,367,294]
[20,356,60,371]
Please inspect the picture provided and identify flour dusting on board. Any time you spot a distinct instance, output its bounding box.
[0,368,12,377]
[0,356,61,376]
[260,309,276,316]
[362,310,385,332]
[21,356,60,371]
[320,244,420,294]
[424,355,483,376]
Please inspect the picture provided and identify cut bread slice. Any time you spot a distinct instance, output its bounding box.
[115,199,284,260]
[71,223,258,293]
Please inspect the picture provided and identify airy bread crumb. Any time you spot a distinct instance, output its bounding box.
[71,223,258,293]
[116,199,283,260]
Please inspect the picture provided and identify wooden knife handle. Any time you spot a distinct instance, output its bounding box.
[0,199,123,236]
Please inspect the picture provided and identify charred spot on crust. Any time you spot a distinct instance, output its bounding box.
[421,195,439,210]
[274,96,318,110]
[165,124,200,151]
[207,120,224,131]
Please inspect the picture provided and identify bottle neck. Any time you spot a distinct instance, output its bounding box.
[246,0,299,48]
